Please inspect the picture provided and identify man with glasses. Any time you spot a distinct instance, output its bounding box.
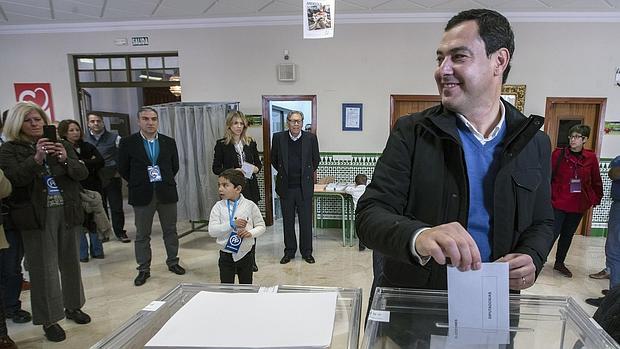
[550,124,603,278]
[271,111,320,264]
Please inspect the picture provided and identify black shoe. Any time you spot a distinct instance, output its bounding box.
[43,323,66,342]
[6,309,32,323]
[358,243,366,251]
[134,271,151,286]
[92,254,105,259]
[168,264,186,275]
[252,263,259,272]
[0,335,17,349]
[64,309,91,324]
[585,297,604,307]
[303,255,316,264]
[280,255,292,264]
[602,289,609,296]
[118,232,131,243]
[553,263,573,278]
[80,257,89,263]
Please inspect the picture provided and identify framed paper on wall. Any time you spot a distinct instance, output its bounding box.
[501,84,526,112]
[342,103,362,131]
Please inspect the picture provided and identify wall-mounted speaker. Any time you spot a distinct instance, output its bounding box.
[277,63,296,82]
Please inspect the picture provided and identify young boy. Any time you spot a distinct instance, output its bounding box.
[209,169,265,284]
[345,174,368,251]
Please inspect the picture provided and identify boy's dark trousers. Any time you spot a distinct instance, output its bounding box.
[219,250,254,284]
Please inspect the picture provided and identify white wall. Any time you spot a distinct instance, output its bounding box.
[1,21,619,157]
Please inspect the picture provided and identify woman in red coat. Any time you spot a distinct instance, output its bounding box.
[551,124,603,277]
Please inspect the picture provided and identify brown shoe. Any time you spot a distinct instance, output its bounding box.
[589,269,610,279]
[0,335,17,349]
[554,263,573,278]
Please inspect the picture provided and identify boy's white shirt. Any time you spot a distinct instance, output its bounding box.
[344,184,366,208]
[208,194,266,261]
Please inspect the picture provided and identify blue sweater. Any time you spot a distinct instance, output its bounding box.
[457,119,506,262]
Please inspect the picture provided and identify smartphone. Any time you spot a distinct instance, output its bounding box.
[42,125,57,141]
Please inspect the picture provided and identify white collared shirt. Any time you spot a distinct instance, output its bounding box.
[455,101,506,145]
[289,130,302,141]
[139,130,159,142]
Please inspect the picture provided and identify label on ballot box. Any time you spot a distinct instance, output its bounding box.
[225,231,242,253]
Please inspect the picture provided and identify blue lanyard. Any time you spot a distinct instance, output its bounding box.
[147,140,157,165]
[227,199,239,230]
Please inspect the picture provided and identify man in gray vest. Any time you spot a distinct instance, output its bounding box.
[84,112,130,243]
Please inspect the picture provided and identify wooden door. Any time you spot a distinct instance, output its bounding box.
[390,95,441,128]
[544,97,607,236]
[143,87,181,106]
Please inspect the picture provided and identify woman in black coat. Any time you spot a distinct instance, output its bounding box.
[212,111,262,270]
[58,120,105,262]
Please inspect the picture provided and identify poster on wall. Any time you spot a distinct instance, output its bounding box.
[14,83,55,121]
[303,0,334,39]
[604,121,620,135]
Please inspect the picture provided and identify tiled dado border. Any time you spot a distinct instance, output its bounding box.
[257,153,614,236]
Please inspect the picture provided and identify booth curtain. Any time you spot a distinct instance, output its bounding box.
[154,102,239,221]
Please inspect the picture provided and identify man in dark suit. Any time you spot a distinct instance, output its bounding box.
[271,111,320,264]
[118,107,185,286]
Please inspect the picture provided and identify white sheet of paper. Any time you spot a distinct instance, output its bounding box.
[447,263,509,345]
[241,162,253,179]
[145,291,338,348]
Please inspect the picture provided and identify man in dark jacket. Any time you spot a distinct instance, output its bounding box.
[357,9,554,296]
[118,107,185,286]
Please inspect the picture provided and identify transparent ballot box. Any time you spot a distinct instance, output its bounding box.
[362,287,619,349]
[91,283,362,349]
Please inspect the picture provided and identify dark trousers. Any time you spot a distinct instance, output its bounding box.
[553,208,584,265]
[219,250,254,284]
[0,222,24,315]
[102,177,125,237]
[0,279,7,337]
[281,187,313,258]
[133,194,179,272]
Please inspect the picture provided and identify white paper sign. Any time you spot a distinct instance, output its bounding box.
[303,0,334,39]
[447,263,510,346]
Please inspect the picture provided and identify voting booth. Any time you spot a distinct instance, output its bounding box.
[362,287,620,349]
[91,283,362,349]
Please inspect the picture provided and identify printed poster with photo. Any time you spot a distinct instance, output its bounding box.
[303,0,334,39]
[14,83,55,120]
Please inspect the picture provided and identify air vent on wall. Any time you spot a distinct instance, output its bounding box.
[278,63,296,82]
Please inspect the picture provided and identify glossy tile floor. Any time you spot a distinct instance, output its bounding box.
[6,210,610,348]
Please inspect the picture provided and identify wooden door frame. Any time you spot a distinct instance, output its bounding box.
[543,97,607,236]
[261,95,317,226]
[390,94,441,128]
[544,97,607,157]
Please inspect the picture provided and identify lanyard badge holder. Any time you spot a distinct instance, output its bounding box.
[225,199,243,253]
[146,140,162,183]
[43,161,64,207]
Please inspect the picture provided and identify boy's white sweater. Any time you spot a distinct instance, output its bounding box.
[208,194,266,261]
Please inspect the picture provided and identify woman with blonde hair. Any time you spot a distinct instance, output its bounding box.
[212,110,262,271]
[0,102,91,342]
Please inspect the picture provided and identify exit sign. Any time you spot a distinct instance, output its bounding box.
[131,36,149,46]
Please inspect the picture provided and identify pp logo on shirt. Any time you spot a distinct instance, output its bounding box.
[229,235,241,247]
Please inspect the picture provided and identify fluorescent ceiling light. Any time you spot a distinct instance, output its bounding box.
[139,74,162,81]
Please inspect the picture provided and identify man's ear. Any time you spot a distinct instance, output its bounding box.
[494,48,510,77]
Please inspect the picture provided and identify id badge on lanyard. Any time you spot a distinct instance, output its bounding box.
[570,178,582,193]
[225,199,243,253]
[146,140,162,183]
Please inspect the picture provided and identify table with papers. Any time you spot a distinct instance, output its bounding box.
[362,287,620,349]
[91,283,362,349]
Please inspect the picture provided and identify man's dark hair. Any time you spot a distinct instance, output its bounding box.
[355,174,368,186]
[138,106,158,118]
[219,168,246,190]
[446,9,514,84]
[568,124,591,138]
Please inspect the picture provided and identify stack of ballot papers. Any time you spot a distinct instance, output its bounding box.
[145,291,338,348]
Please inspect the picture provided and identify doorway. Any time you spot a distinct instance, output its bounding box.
[261,95,317,226]
[544,97,607,236]
[390,95,441,128]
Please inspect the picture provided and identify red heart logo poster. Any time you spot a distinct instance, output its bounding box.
[14,83,55,121]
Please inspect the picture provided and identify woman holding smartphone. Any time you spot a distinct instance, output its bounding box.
[0,102,91,343]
